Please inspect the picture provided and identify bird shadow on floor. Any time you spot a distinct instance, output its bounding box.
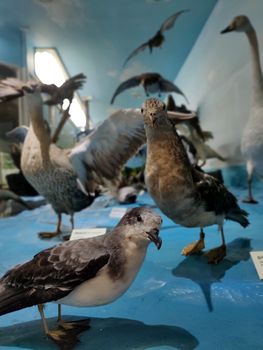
[172,238,252,312]
[0,315,199,350]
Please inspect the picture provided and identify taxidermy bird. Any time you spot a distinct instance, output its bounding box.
[221,16,263,203]
[123,9,189,67]
[166,95,226,166]
[142,98,249,264]
[0,207,162,347]
[110,72,188,104]
[0,73,86,106]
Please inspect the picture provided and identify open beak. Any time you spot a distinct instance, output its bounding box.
[221,24,235,34]
[147,228,162,250]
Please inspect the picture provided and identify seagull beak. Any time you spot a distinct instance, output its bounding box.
[147,229,162,250]
[221,24,235,34]
[167,111,196,124]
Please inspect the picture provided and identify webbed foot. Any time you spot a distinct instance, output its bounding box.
[58,318,90,331]
[181,232,205,256]
[242,197,258,204]
[38,231,61,239]
[205,244,226,264]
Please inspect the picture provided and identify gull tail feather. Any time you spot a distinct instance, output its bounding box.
[226,208,249,228]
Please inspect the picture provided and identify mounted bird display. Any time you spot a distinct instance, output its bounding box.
[221,16,263,204]
[166,95,226,166]
[110,72,188,104]
[123,9,189,67]
[0,207,162,348]
[142,98,249,264]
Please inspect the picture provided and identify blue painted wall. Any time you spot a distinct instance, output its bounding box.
[0,0,217,124]
[174,0,263,170]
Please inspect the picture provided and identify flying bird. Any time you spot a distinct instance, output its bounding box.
[0,207,162,347]
[142,98,249,264]
[110,72,188,104]
[221,16,263,204]
[123,9,189,67]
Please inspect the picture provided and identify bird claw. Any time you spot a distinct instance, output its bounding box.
[181,238,205,256]
[205,244,226,264]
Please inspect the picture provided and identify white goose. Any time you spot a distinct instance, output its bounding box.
[221,15,263,203]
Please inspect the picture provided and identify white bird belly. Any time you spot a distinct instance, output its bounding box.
[57,247,147,307]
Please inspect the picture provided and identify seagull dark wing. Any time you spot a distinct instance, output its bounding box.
[192,169,249,227]
[160,9,189,33]
[159,78,189,104]
[0,238,110,314]
[69,109,146,193]
[123,42,149,68]
[110,76,142,104]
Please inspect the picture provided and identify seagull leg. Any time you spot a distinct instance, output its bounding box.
[181,228,205,256]
[243,160,258,204]
[38,304,67,343]
[57,304,90,331]
[63,214,74,241]
[38,214,62,239]
[205,226,226,264]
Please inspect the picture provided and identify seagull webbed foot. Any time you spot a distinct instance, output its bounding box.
[205,244,226,264]
[181,233,205,256]
[38,231,62,239]
[242,197,258,204]
[58,318,90,331]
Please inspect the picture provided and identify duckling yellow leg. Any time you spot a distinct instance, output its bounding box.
[205,227,226,264]
[38,214,62,239]
[181,229,205,256]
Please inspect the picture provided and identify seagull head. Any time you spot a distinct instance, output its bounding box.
[117,207,162,250]
[141,98,169,128]
[221,15,252,34]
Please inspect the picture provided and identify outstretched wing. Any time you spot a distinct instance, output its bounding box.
[110,76,141,104]
[159,78,189,104]
[0,78,38,102]
[160,9,189,33]
[0,238,110,310]
[69,109,146,193]
[123,42,149,68]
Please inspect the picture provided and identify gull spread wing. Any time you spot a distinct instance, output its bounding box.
[160,9,189,33]
[159,78,189,104]
[123,41,149,68]
[69,109,146,193]
[111,76,142,104]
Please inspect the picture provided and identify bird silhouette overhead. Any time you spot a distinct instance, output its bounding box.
[110,72,188,104]
[123,9,189,67]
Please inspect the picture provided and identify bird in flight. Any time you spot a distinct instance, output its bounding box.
[123,9,189,67]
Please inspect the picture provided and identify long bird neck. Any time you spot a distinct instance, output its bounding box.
[27,111,51,164]
[145,123,193,182]
[246,27,263,101]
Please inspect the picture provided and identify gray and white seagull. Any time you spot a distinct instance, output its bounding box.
[0,207,162,347]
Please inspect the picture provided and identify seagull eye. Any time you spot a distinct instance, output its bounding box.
[141,108,144,114]
[137,215,143,222]
[162,104,166,110]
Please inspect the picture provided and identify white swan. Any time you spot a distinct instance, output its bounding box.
[221,15,263,203]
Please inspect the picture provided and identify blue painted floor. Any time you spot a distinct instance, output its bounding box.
[0,184,263,349]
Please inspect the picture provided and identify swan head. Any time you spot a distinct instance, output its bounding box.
[221,15,253,34]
